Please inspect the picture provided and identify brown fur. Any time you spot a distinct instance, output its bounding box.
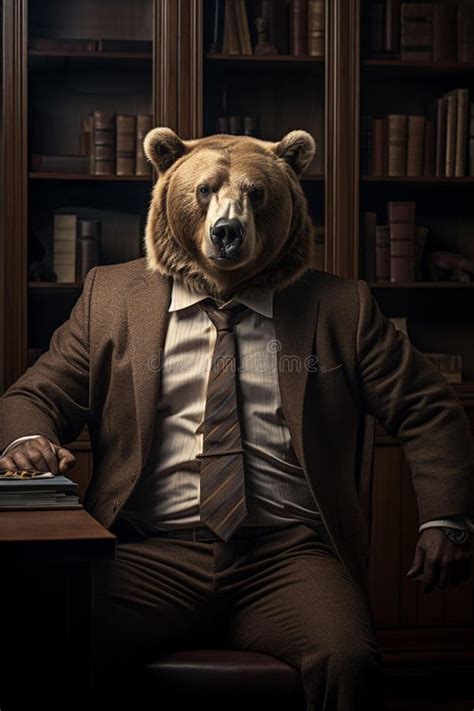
[143,128,317,298]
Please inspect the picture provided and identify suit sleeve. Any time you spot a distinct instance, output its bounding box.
[355,279,474,525]
[0,267,97,451]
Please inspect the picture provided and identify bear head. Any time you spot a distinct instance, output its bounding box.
[143,127,316,298]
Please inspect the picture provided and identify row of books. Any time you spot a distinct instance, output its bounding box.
[212,0,325,58]
[215,115,259,136]
[53,215,100,283]
[85,111,153,177]
[362,201,427,282]
[369,1,474,62]
[361,90,474,177]
[0,471,80,510]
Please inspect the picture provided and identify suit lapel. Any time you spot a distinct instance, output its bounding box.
[127,269,171,472]
[274,275,321,471]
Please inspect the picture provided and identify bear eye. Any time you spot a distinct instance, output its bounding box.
[249,187,264,201]
[198,184,211,197]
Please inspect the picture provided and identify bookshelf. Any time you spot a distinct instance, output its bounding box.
[2,0,473,675]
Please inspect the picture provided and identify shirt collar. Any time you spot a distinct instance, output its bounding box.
[169,278,274,318]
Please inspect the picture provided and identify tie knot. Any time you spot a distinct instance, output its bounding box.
[200,299,250,332]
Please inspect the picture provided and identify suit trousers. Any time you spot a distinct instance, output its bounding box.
[91,521,383,711]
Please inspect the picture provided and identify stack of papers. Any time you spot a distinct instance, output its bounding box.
[0,471,81,510]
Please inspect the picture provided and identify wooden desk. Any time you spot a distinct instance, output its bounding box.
[0,509,115,711]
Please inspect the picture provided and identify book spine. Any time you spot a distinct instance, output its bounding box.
[91,111,116,176]
[290,0,308,56]
[308,0,325,58]
[445,92,457,178]
[53,214,77,283]
[388,201,416,282]
[433,4,458,63]
[233,0,252,55]
[401,2,433,62]
[406,115,425,176]
[384,0,400,54]
[388,114,408,176]
[223,0,241,54]
[458,5,474,62]
[435,96,448,177]
[375,225,390,281]
[76,220,101,282]
[423,118,435,177]
[371,118,388,175]
[136,114,153,176]
[455,88,469,177]
[116,115,137,176]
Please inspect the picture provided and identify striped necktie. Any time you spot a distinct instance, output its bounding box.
[198,298,250,541]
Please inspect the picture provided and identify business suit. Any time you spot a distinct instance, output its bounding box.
[1,257,472,709]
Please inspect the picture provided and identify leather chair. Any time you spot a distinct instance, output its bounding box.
[140,413,376,709]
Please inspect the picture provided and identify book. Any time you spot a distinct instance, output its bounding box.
[116,114,136,176]
[233,0,252,55]
[458,4,474,62]
[90,111,116,176]
[435,96,448,176]
[308,0,325,58]
[388,201,416,281]
[388,114,407,176]
[53,214,77,283]
[0,472,82,510]
[433,3,458,63]
[401,3,433,62]
[406,115,424,177]
[384,0,401,54]
[136,114,153,176]
[210,0,226,53]
[222,0,241,54]
[445,90,458,177]
[423,118,435,176]
[455,88,469,177]
[371,118,388,175]
[375,225,390,280]
[362,211,377,281]
[290,0,308,56]
[76,219,101,282]
[470,102,474,176]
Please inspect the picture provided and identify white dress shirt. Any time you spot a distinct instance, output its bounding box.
[119,278,322,531]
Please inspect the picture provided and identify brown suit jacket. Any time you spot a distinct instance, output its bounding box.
[1,258,473,592]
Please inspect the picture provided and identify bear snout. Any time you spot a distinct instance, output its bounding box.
[209,218,244,263]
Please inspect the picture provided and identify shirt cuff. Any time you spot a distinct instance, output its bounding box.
[1,435,44,458]
[419,517,474,534]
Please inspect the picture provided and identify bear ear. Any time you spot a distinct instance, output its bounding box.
[144,127,187,174]
[273,130,316,176]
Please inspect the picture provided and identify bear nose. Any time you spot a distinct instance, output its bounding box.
[210,218,243,251]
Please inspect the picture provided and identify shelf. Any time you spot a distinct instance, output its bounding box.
[370,281,474,289]
[28,282,84,290]
[207,53,324,63]
[29,49,152,60]
[362,176,474,185]
[363,59,474,76]
[29,172,152,182]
